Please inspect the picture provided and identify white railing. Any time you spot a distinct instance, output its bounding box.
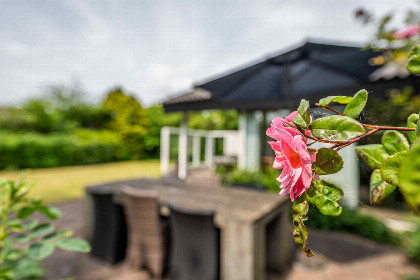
[160,126,241,180]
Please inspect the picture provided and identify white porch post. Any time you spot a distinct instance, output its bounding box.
[244,111,261,171]
[178,113,188,180]
[205,137,214,167]
[238,111,247,169]
[321,143,359,209]
[192,135,201,167]
[160,126,171,176]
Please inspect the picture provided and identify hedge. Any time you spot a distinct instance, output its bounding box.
[0,131,128,170]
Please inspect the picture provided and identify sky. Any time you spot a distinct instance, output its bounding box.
[0,0,418,106]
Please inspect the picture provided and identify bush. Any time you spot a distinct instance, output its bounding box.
[306,206,400,245]
[0,131,128,170]
[223,168,281,192]
[401,217,420,264]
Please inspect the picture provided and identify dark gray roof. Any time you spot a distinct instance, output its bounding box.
[163,39,384,112]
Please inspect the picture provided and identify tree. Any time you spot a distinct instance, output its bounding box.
[103,87,148,159]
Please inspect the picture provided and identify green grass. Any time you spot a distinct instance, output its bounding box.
[0,160,160,203]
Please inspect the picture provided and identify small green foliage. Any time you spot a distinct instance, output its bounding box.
[28,243,55,261]
[310,115,365,141]
[407,113,419,143]
[292,99,311,129]
[55,238,91,253]
[407,46,420,74]
[370,169,396,205]
[381,130,410,155]
[417,109,420,137]
[343,89,368,118]
[292,196,313,257]
[0,179,90,279]
[306,179,343,216]
[400,140,420,213]
[318,96,352,107]
[355,144,389,169]
[380,150,408,186]
[313,148,343,175]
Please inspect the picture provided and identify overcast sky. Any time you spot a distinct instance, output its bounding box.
[0,0,417,106]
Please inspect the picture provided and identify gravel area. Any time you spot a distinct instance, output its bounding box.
[42,199,419,280]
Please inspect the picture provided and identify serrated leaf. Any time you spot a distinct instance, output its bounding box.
[399,140,420,213]
[319,96,352,107]
[306,179,343,216]
[407,113,419,143]
[291,196,313,257]
[313,148,343,175]
[370,169,396,205]
[381,130,409,155]
[30,223,54,238]
[293,99,311,129]
[38,206,62,220]
[355,144,389,169]
[310,115,365,141]
[380,151,408,186]
[28,243,55,260]
[56,238,91,253]
[343,89,368,118]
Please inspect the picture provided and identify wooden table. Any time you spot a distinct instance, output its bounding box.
[110,178,292,280]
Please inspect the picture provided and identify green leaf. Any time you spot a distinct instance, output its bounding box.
[369,169,396,205]
[23,220,39,231]
[381,130,409,155]
[292,99,311,129]
[30,223,54,238]
[355,144,389,169]
[417,109,420,138]
[38,206,62,220]
[15,234,30,243]
[17,207,35,219]
[28,243,55,260]
[407,46,420,74]
[43,230,73,242]
[319,96,352,107]
[306,179,343,216]
[407,57,420,74]
[380,151,408,187]
[399,140,420,213]
[56,238,91,253]
[310,115,365,141]
[291,196,313,257]
[343,89,368,118]
[407,113,419,143]
[313,148,343,175]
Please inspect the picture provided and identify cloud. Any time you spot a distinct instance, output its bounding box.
[0,0,418,106]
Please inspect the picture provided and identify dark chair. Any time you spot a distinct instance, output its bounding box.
[168,204,220,280]
[85,184,127,264]
[121,187,169,279]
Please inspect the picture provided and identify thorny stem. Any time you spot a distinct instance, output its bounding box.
[314,103,416,131]
[330,129,380,150]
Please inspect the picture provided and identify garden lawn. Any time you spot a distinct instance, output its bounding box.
[0,160,160,203]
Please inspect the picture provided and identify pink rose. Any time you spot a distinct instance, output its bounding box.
[392,25,420,39]
[266,111,315,201]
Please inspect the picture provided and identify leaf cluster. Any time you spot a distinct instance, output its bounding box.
[0,179,90,280]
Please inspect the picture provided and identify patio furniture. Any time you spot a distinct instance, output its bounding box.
[120,187,169,279]
[106,177,290,280]
[168,204,220,280]
[85,184,127,263]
